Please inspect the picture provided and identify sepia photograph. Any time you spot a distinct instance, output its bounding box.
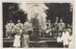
[3,2,73,48]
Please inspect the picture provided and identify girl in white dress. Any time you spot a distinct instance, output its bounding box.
[61,29,70,48]
[13,34,21,47]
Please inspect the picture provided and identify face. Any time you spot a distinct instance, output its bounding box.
[18,20,21,23]
[60,19,63,22]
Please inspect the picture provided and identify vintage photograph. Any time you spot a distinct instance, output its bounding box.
[3,3,73,48]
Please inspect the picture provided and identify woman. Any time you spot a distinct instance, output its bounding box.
[13,20,23,48]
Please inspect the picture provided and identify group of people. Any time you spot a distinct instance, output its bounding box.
[5,20,32,48]
[44,17,72,48]
[5,17,73,48]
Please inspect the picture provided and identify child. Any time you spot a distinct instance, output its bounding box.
[57,32,63,48]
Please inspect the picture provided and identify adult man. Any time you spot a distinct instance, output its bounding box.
[5,20,15,38]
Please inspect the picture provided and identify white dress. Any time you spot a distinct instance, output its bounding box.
[61,31,70,46]
[13,35,21,47]
[69,35,74,48]
[57,36,62,43]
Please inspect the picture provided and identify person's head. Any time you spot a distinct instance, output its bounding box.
[60,18,63,22]
[17,20,21,23]
[9,20,13,23]
[56,17,59,20]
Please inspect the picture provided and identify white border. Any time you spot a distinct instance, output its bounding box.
[0,0,75,49]
[2,0,74,3]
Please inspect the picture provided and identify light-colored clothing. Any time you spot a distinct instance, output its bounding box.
[5,23,15,37]
[6,23,15,32]
[61,31,70,46]
[46,28,51,33]
[15,23,23,29]
[13,35,21,47]
[58,23,65,31]
[69,35,74,48]
[15,23,23,34]
[57,37,63,43]
[24,22,32,32]
[13,23,23,47]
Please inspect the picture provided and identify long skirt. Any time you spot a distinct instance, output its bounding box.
[13,35,21,47]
